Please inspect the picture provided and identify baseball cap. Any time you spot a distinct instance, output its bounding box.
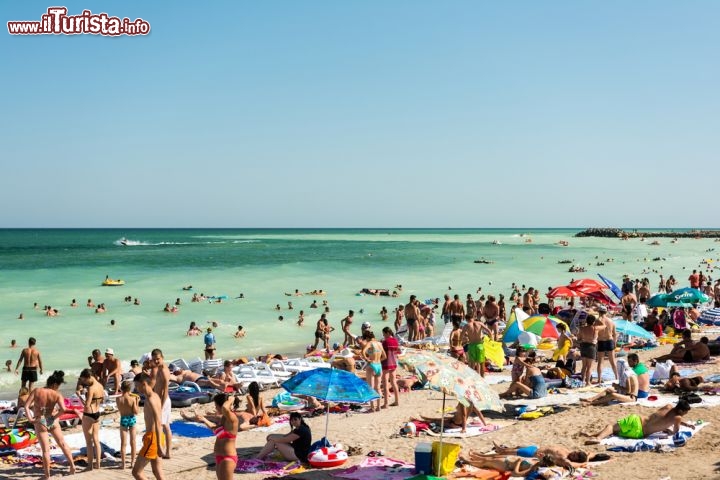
[105,348,115,355]
[361,322,372,330]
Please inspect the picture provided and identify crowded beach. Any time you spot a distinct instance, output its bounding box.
[3,270,720,480]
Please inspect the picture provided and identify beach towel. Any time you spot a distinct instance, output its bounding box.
[600,422,708,450]
[619,392,720,408]
[60,429,144,456]
[170,420,214,438]
[425,424,501,438]
[255,414,289,433]
[335,456,415,480]
[484,375,512,385]
[235,458,301,475]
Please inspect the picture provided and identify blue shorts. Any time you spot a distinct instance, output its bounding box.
[637,390,650,399]
[517,445,538,458]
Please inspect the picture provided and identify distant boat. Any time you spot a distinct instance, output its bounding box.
[492,240,502,245]
[102,278,125,286]
[119,238,128,246]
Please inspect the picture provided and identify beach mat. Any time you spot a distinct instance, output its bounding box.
[600,422,708,450]
[426,424,501,438]
[235,458,302,475]
[618,393,720,409]
[170,420,213,438]
[335,457,415,480]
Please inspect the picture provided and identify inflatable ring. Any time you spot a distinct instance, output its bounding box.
[0,427,37,451]
[277,398,306,411]
[308,446,348,468]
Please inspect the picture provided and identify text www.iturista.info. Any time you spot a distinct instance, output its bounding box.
[7,7,150,36]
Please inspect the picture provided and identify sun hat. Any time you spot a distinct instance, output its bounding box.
[139,352,152,364]
[338,348,355,358]
[361,322,372,330]
[105,348,114,355]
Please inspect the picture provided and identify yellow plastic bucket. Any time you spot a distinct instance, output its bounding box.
[432,441,461,476]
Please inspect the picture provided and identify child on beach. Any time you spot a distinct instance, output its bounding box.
[117,380,140,470]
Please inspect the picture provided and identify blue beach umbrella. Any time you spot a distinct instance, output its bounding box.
[281,367,380,440]
[613,318,655,340]
[598,273,623,301]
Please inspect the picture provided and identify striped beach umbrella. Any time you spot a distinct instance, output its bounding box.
[522,315,560,339]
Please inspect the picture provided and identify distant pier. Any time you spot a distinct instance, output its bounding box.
[575,228,720,238]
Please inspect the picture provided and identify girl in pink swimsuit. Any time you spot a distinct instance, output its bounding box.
[197,393,238,479]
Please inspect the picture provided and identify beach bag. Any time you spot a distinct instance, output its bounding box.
[652,361,674,381]
[431,441,461,476]
[256,412,272,427]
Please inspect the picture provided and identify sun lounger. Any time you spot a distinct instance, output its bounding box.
[402,322,453,348]
[202,359,224,376]
[282,358,315,373]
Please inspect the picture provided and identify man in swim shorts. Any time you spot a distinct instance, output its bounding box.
[627,353,650,399]
[132,373,165,479]
[595,306,618,383]
[15,337,43,390]
[462,316,491,376]
[404,296,421,342]
[583,400,694,445]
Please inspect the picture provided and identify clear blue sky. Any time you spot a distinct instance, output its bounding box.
[2,1,719,228]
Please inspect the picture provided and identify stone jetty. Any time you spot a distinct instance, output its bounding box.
[575,228,720,238]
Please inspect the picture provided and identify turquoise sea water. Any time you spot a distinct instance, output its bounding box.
[0,228,717,396]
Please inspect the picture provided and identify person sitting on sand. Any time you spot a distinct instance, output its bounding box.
[583,400,694,444]
[580,359,639,406]
[627,353,651,399]
[499,355,547,400]
[481,441,588,469]
[256,412,311,462]
[420,402,487,434]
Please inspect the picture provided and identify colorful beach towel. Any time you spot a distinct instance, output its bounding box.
[600,422,708,450]
[254,414,290,433]
[335,456,414,480]
[235,458,301,475]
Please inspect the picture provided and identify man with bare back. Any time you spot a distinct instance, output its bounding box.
[404,296,421,342]
[132,372,165,479]
[15,337,43,390]
[462,317,492,376]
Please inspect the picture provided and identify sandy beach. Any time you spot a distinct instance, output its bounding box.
[4,338,719,480]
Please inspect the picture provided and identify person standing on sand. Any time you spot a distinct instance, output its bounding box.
[117,380,140,470]
[595,306,618,383]
[132,373,165,480]
[149,349,172,460]
[102,348,123,394]
[577,314,605,386]
[340,310,355,347]
[583,400,694,445]
[404,296,422,342]
[15,336,42,390]
[25,371,76,479]
[461,316,492,376]
[380,327,400,409]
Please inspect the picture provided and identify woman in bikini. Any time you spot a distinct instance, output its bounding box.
[197,393,238,479]
[449,317,465,361]
[25,370,76,479]
[77,367,105,471]
[237,381,266,430]
[361,331,386,412]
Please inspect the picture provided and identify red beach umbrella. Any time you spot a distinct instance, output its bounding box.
[567,278,607,294]
[547,286,585,298]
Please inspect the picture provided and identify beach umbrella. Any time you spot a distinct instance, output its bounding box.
[666,287,710,305]
[647,293,670,308]
[585,290,617,306]
[281,367,380,440]
[522,315,560,339]
[547,286,585,298]
[398,349,503,476]
[699,308,720,326]
[612,318,655,340]
[567,278,607,294]
[598,273,623,300]
[501,308,528,343]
